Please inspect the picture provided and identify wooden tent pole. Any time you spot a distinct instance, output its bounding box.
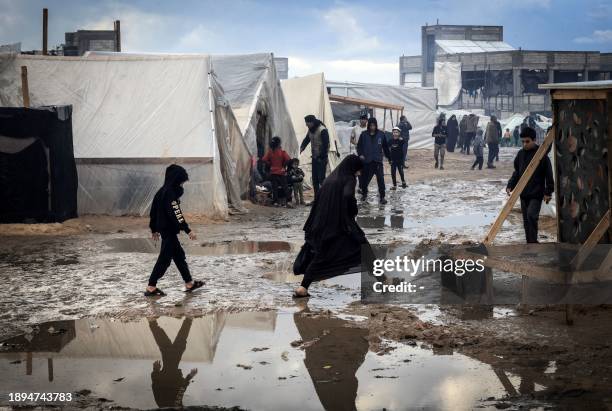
[483,127,555,245]
[569,210,611,270]
[21,66,30,108]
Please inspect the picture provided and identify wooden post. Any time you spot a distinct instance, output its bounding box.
[483,127,555,245]
[114,20,121,52]
[21,66,30,108]
[569,210,611,270]
[42,8,48,55]
[48,358,53,382]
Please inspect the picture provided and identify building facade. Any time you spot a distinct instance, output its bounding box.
[63,30,118,56]
[400,24,612,115]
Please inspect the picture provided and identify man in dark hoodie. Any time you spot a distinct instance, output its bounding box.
[506,127,554,243]
[357,117,390,204]
[146,164,204,296]
[300,114,330,195]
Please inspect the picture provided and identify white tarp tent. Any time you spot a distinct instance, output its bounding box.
[281,73,341,176]
[326,80,439,149]
[211,53,297,158]
[434,61,462,106]
[0,53,250,217]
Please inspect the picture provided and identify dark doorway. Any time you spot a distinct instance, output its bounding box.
[0,138,49,222]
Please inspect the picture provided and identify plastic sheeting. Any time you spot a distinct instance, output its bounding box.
[281,73,341,177]
[211,53,297,158]
[434,62,462,106]
[0,53,250,217]
[326,80,439,149]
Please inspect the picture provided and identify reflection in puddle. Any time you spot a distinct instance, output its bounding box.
[357,213,497,229]
[0,309,568,410]
[106,239,299,255]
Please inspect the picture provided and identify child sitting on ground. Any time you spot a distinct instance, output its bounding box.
[472,128,485,170]
[389,126,407,189]
[286,158,305,205]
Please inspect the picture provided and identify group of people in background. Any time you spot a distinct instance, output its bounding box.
[256,110,547,209]
[143,111,553,298]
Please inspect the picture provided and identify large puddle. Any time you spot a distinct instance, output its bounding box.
[357,213,498,230]
[106,239,300,255]
[0,310,565,410]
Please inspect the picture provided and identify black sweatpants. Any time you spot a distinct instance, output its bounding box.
[520,197,542,243]
[312,157,327,196]
[391,162,405,186]
[270,174,289,204]
[361,161,385,199]
[148,233,192,286]
[487,143,499,167]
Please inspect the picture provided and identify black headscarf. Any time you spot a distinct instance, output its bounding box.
[304,114,323,132]
[163,164,189,198]
[303,154,363,242]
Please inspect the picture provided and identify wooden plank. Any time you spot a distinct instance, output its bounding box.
[20,66,30,108]
[328,94,404,111]
[599,249,612,274]
[483,128,555,244]
[569,210,611,269]
[552,90,608,100]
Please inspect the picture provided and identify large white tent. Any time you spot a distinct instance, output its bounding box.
[0,53,251,217]
[326,80,439,149]
[211,53,297,158]
[281,73,341,177]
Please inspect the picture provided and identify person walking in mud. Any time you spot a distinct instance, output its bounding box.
[397,115,412,165]
[300,114,330,196]
[389,126,407,190]
[357,117,390,204]
[145,164,204,296]
[432,117,447,170]
[149,318,198,407]
[292,155,373,298]
[506,127,554,243]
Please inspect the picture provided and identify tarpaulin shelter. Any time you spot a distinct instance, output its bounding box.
[281,73,341,176]
[0,53,251,218]
[211,53,297,159]
[0,105,78,223]
[434,61,462,106]
[326,80,439,148]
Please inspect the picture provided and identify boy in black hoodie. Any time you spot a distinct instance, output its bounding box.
[145,164,204,296]
[506,127,554,243]
[389,126,407,189]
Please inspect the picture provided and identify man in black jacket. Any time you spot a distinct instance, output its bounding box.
[506,127,554,243]
[357,117,391,204]
[146,164,204,296]
[300,114,330,195]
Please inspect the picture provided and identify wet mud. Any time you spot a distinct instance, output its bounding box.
[1,148,594,410]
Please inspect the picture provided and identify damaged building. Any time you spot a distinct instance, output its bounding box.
[400,24,612,116]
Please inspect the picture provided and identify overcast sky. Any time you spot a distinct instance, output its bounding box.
[1,0,611,84]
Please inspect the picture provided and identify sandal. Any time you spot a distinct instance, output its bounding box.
[292,292,311,299]
[185,280,205,293]
[144,288,166,297]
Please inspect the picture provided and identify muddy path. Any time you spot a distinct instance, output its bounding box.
[3,148,596,410]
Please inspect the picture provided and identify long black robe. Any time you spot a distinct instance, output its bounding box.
[297,155,371,283]
[446,116,459,152]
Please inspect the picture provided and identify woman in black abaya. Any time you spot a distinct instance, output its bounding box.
[293,154,372,298]
[446,114,459,152]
